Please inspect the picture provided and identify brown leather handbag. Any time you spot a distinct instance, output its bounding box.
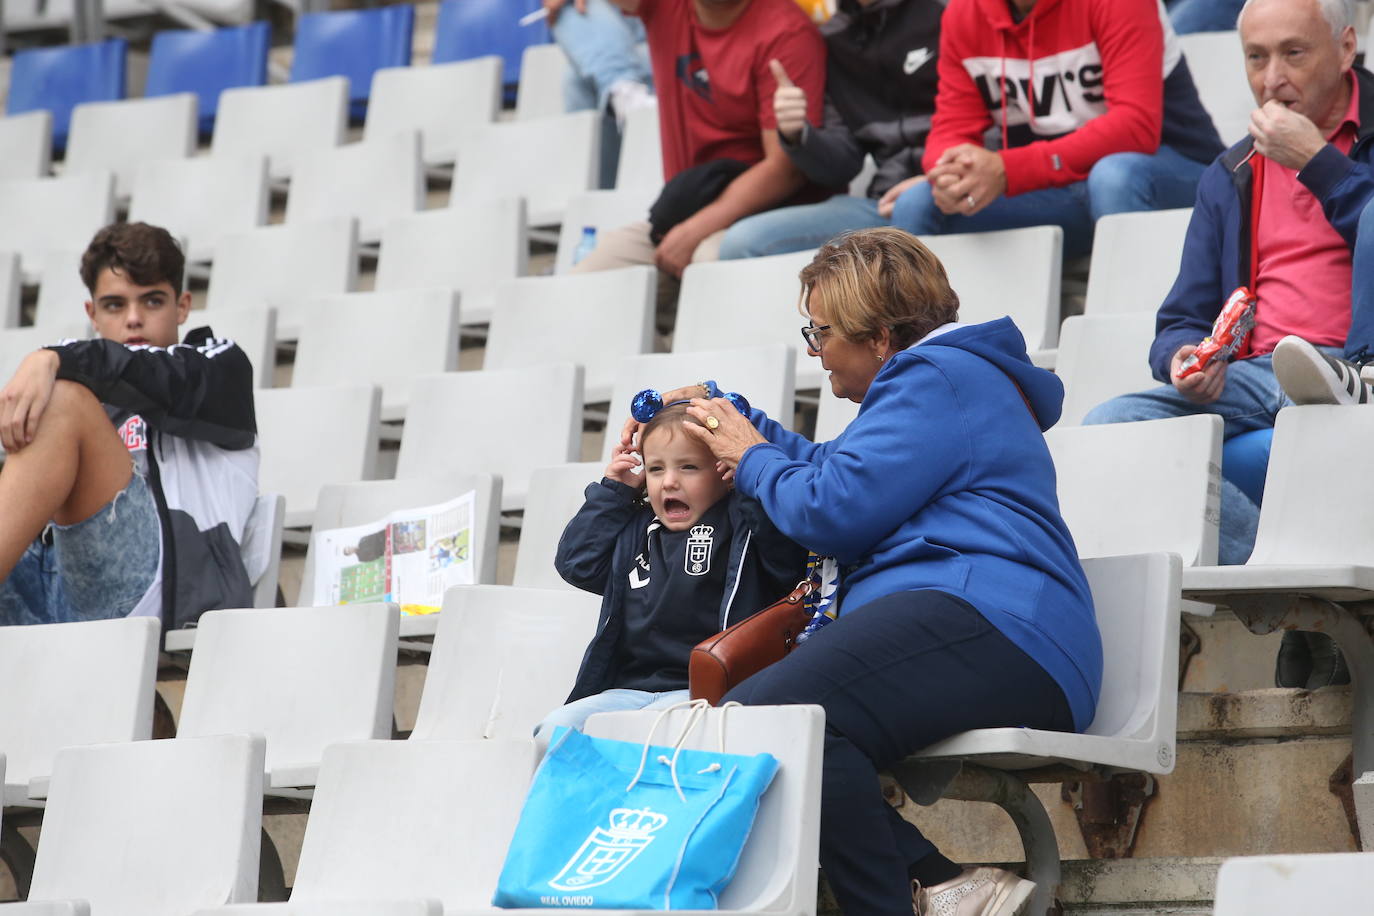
[688,579,816,706]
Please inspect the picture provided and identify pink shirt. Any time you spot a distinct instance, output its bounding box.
[1250,76,1361,355]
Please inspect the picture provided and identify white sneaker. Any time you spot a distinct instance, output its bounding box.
[912,866,1036,916]
[607,78,656,129]
[1272,335,1373,405]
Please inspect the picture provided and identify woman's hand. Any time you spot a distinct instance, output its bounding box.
[682,397,767,471]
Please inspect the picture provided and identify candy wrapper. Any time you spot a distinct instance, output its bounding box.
[1176,286,1257,379]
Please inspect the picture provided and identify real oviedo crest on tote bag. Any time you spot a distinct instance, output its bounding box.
[493,701,779,910]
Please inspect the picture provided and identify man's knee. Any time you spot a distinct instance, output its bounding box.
[1086,153,1152,216]
[891,183,941,235]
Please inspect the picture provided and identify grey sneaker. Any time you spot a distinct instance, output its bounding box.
[1272,335,1372,405]
[912,866,1036,916]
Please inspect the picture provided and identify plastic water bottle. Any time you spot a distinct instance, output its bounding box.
[573,226,597,265]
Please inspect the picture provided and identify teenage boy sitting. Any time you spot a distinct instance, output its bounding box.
[0,222,259,628]
[541,397,806,734]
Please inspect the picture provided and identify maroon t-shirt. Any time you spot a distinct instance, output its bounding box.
[639,0,826,181]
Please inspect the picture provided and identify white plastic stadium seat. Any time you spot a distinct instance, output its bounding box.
[241,492,285,610]
[177,604,398,790]
[1178,31,1254,144]
[0,617,158,807]
[812,394,860,443]
[364,56,503,166]
[0,735,264,916]
[189,739,538,916]
[555,188,658,274]
[0,112,52,180]
[451,112,600,226]
[675,250,818,387]
[0,325,90,383]
[291,289,460,421]
[193,307,278,389]
[128,155,270,264]
[0,253,20,329]
[212,77,348,182]
[1212,852,1374,915]
[65,94,198,200]
[0,172,114,283]
[895,552,1181,916]
[515,43,569,122]
[604,344,797,460]
[513,462,604,591]
[1056,313,1160,427]
[31,250,89,332]
[1047,415,1222,566]
[254,385,380,529]
[397,365,584,512]
[485,268,655,403]
[375,199,527,326]
[616,104,663,192]
[1084,208,1191,316]
[285,132,424,245]
[206,218,359,340]
[409,585,609,740]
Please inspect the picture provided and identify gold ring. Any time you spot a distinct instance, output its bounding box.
[705,415,720,430]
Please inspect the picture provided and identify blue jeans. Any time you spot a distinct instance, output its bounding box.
[719,195,885,260]
[890,145,1209,258]
[726,589,1073,916]
[0,470,161,625]
[1168,0,1245,34]
[535,687,691,738]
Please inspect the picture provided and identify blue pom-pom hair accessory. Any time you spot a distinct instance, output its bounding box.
[630,380,751,423]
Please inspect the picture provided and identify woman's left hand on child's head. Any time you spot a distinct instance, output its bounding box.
[683,397,767,470]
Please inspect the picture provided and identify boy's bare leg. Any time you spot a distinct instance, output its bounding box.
[0,380,133,580]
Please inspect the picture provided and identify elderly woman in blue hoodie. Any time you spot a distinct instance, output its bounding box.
[679,227,1101,916]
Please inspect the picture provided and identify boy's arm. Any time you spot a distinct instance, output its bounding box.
[554,478,645,595]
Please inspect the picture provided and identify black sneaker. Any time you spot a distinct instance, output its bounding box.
[1273,335,1373,405]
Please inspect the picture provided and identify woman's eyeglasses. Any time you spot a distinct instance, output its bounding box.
[800,322,832,351]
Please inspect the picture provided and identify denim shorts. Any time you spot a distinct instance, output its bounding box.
[0,469,162,625]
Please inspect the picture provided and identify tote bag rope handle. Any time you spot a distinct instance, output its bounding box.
[627,698,743,801]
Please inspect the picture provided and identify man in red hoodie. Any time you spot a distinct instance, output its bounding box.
[887,0,1224,257]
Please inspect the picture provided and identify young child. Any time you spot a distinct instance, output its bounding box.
[541,399,806,734]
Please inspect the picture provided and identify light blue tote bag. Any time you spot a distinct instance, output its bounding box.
[493,701,779,909]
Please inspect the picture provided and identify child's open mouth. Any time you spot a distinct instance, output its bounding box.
[662,497,691,520]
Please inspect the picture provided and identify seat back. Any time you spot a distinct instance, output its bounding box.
[0,111,52,180]
[555,187,658,274]
[129,153,270,263]
[241,492,286,608]
[0,172,115,275]
[813,394,860,442]
[376,199,528,325]
[1047,415,1222,565]
[30,249,89,331]
[1084,208,1191,316]
[411,585,602,740]
[146,23,270,134]
[0,617,158,806]
[178,605,398,784]
[432,0,550,89]
[584,704,825,913]
[290,5,415,118]
[290,739,538,907]
[1248,405,1374,566]
[617,104,664,192]
[254,384,380,528]
[66,94,198,199]
[28,735,264,915]
[303,472,503,601]
[212,77,348,181]
[398,365,584,511]
[921,226,1063,352]
[206,218,359,339]
[675,250,817,386]
[364,57,503,165]
[605,344,796,460]
[0,252,20,329]
[451,111,600,225]
[1213,852,1374,915]
[1056,313,1160,426]
[1080,553,1180,751]
[516,42,569,121]
[0,324,91,381]
[285,132,424,244]
[192,306,277,389]
[7,38,127,150]
[514,462,604,590]
[1178,31,1254,144]
[486,268,655,402]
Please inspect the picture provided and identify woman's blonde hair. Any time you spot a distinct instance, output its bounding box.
[798,227,960,350]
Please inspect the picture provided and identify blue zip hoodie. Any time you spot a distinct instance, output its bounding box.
[734,317,1102,730]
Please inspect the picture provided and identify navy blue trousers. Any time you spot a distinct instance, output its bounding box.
[724,589,1074,915]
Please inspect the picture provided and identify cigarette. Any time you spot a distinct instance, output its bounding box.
[518,8,549,25]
